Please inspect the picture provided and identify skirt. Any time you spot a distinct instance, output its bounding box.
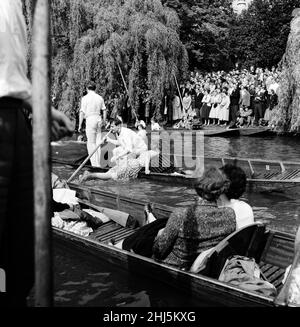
[264,108,271,121]
[209,103,218,119]
[109,158,142,181]
[201,103,211,119]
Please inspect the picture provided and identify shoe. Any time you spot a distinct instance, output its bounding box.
[78,170,89,183]
[144,203,153,225]
[144,202,153,214]
[108,238,116,246]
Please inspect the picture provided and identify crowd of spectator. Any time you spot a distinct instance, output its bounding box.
[171,65,280,129]
[104,66,280,130]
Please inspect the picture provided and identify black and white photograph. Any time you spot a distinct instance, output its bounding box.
[1,0,300,317]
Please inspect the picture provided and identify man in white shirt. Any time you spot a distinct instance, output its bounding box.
[78,82,107,166]
[107,117,148,162]
[0,0,73,306]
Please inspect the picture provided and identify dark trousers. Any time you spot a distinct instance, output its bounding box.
[230,104,239,123]
[0,99,34,307]
[122,219,168,257]
[254,102,263,124]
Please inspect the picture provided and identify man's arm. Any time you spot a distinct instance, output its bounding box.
[78,111,85,133]
[102,109,107,124]
[23,97,73,140]
[78,97,86,132]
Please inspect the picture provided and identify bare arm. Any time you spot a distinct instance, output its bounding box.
[23,97,73,140]
[102,109,107,124]
[107,137,120,146]
[78,111,85,132]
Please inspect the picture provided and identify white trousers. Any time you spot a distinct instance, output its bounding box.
[86,115,102,167]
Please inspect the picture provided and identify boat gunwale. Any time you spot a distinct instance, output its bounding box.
[53,159,300,185]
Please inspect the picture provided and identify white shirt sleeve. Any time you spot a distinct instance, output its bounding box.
[0,0,32,100]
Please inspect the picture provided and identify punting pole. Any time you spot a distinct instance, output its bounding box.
[32,0,53,306]
[173,74,183,108]
[67,130,112,183]
[117,62,138,120]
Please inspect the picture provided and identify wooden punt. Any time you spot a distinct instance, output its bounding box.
[53,199,299,307]
[237,127,275,137]
[200,128,240,137]
[150,127,271,137]
[52,151,300,192]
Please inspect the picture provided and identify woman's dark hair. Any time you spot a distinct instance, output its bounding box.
[220,164,247,199]
[194,166,230,201]
[110,117,122,126]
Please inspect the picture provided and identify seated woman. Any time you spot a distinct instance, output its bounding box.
[151,167,236,270]
[237,105,253,127]
[190,164,254,273]
[218,164,254,229]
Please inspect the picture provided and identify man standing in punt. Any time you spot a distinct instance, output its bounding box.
[78,82,107,167]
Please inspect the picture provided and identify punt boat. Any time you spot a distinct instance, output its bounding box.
[53,198,300,307]
[52,144,300,192]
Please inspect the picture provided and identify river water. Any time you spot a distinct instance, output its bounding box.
[50,134,300,307]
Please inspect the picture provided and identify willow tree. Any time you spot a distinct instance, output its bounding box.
[49,0,188,122]
[270,9,300,133]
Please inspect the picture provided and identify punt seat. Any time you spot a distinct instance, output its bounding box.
[196,223,268,279]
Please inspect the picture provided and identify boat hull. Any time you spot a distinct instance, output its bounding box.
[53,227,275,307]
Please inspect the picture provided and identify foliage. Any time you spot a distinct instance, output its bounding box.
[229,0,300,69]
[163,0,236,71]
[270,11,300,133]
[27,0,188,122]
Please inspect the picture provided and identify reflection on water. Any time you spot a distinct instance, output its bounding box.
[204,136,300,161]
[53,243,212,307]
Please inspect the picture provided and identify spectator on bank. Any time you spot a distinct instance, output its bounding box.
[253,85,265,126]
[264,89,278,125]
[229,83,240,124]
[200,89,211,126]
[194,86,204,119]
[239,85,251,109]
[217,88,230,127]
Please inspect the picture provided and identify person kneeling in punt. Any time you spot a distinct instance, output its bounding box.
[79,118,158,182]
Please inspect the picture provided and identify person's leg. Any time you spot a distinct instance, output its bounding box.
[258,103,263,125]
[144,203,157,225]
[79,170,114,182]
[85,117,98,167]
[0,104,34,307]
[94,119,102,167]
[254,103,259,125]
[138,150,158,175]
